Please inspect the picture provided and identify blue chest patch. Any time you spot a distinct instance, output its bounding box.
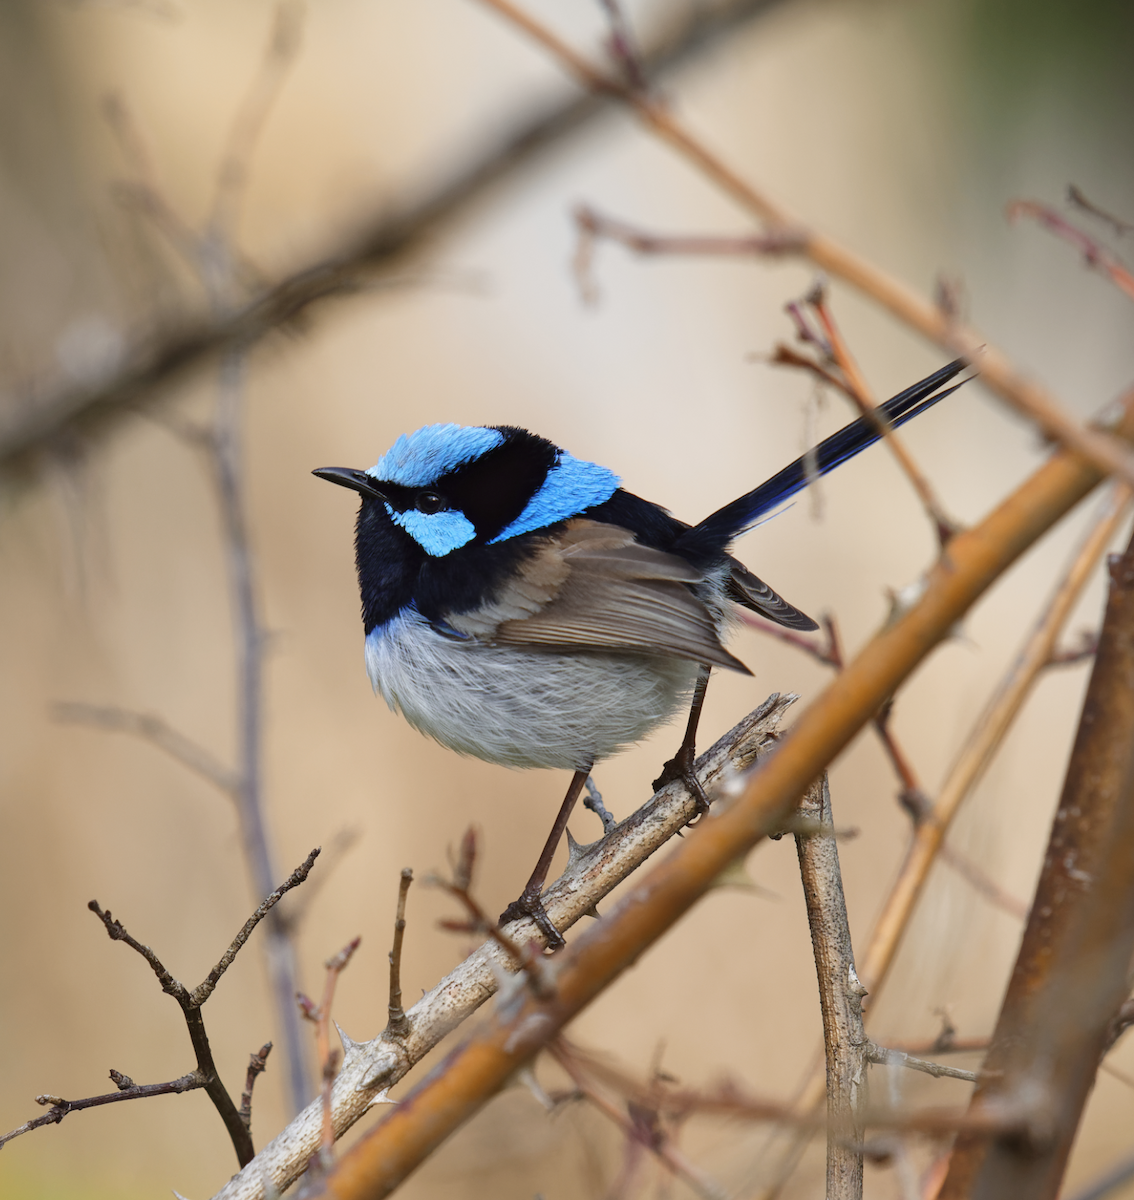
[386,504,477,556]
[370,425,504,487]
[489,452,620,543]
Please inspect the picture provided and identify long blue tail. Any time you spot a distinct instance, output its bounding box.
[679,358,968,552]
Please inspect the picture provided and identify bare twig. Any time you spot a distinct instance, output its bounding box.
[0,1072,204,1151]
[0,0,785,483]
[52,702,239,798]
[429,828,554,998]
[864,1044,979,1085]
[795,775,865,1199]
[239,1044,273,1135]
[1068,186,1134,237]
[210,696,794,1200]
[1009,200,1134,304]
[386,869,413,1038]
[9,848,317,1167]
[549,1041,728,1200]
[298,936,361,1171]
[475,0,1134,487]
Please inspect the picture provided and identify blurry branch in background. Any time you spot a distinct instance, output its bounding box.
[0,0,786,484]
[296,936,362,1179]
[751,476,1132,1199]
[1068,185,1134,238]
[54,1,314,1114]
[1009,199,1134,304]
[53,702,241,796]
[940,526,1134,1199]
[548,1039,729,1200]
[210,698,793,1200]
[0,849,319,1164]
[302,402,1134,1200]
[476,0,1134,488]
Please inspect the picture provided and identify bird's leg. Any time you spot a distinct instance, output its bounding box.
[499,766,591,950]
[652,666,712,817]
[583,775,617,835]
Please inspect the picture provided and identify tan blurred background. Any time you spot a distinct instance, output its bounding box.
[2,1,1134,1197]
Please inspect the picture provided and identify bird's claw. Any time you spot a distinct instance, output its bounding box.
[653,748,710,823]
[499,891,566,951]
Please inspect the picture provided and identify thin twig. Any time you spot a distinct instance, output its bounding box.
[1068,185,1134,237]
[1009,200,1134,304]
[865,1043,979,1084]
[429,828,554,998]
[51,849,315,1167]
[298,937,361,1170]
[239,1044,273,1135]
[550,1041,728,1200]
[0,1072,204,1151]
[386,869,413,1038]
[52,702,240,798]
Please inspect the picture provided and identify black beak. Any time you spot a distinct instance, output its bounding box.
[312,467,388,501]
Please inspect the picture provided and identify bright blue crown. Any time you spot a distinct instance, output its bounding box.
[368,424,505,486]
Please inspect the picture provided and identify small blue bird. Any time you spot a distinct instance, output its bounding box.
[315,359,966,944]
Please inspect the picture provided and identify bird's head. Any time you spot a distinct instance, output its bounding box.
[314,423,619,558]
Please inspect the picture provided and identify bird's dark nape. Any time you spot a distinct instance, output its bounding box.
[681,358,969,553]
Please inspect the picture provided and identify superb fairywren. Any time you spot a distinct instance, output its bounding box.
[316,359,966,945]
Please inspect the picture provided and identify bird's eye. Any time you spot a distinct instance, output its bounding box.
[414,490,446,515]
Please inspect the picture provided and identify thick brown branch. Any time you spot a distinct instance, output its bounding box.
[941,526,1134,1199]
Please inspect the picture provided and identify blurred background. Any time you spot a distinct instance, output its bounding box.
[1,0,1133,1197]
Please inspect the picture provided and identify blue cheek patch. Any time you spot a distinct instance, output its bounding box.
[490,452,620,543]
[370,425,504,487]
[386,504,476,557]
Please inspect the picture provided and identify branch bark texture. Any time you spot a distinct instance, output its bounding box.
[941,524,1134,1200]
[795,775,865,1200]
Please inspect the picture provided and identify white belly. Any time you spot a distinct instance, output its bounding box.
[364,607,698,770]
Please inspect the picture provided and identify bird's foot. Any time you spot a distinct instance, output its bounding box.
[499,889,566,951]
[653,745,710,822]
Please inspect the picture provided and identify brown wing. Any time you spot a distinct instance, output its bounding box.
[727,558,818,631]
[446,520,750,673]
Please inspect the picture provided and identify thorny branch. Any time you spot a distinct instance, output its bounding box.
[1,849,318,1165]
[211,697,793,1200]
[239,1044,273,1136]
